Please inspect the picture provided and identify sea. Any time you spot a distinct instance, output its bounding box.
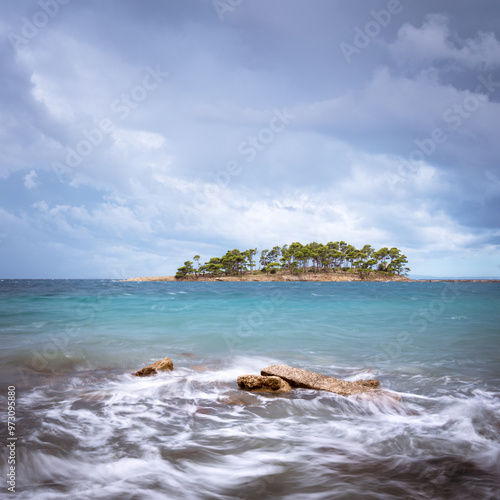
[1,279,499,500]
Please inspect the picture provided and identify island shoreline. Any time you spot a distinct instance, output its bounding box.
[122,274,500,283]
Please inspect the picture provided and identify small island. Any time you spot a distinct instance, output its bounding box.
[126,241,412,282]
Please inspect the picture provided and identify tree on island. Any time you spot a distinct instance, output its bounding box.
[175,241,410,279]
[175,260,195,279]
[193,255,200,277]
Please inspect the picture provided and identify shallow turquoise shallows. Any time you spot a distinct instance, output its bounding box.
[1,280,499,499]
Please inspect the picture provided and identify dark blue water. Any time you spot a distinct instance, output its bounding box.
[1,280,499,499]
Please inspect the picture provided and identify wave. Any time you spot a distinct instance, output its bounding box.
[2,357,497,499]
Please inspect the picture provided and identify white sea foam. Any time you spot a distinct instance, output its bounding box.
[12,358,499,498]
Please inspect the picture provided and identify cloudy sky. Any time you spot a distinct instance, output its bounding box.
[1,0,499,278]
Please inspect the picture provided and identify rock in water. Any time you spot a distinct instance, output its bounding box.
[132,356,174,377]
[150,357,174,371]
[237,374,292,392]
[261,364,380,396]
[133,366,157,377]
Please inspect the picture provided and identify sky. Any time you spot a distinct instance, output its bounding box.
[1,0,499,279]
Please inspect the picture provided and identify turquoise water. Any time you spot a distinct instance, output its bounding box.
[1,280,499,499]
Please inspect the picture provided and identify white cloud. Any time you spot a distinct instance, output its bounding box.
[389,14,500,69]
[33,199,161,239]
[111,129,167,151]
[31,72,76,122]
[23,169,39,189]
[169,147,488,261]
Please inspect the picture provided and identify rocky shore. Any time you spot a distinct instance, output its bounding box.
[124,274,499,283]
[124,271,411,282]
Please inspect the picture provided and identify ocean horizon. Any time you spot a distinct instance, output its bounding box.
[1,279,499,499]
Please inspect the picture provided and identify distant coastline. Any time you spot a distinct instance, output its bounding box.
[410,279,500,282]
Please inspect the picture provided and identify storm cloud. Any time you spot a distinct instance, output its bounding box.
[0,0,499,278]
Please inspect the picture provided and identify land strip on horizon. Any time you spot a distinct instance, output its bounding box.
[123,273,499,283]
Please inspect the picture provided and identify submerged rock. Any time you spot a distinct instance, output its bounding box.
[261,364,381,396]
[220,390,261,406]
[237,374,292,392]
[132,356,173,377]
